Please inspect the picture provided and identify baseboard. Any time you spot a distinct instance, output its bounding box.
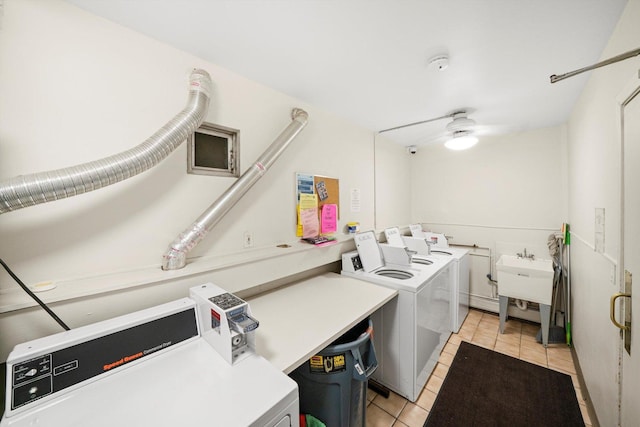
[571,347,600,427]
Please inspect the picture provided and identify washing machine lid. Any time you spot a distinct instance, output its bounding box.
[354,231,384,272]
[409,224,426,238]
[424,232,449,248]
[383,227,405,247]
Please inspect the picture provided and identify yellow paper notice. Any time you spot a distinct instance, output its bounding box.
[299,193,318,209]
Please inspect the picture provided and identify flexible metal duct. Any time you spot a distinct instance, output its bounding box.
[0,69,212,214]
[162,108,309,270]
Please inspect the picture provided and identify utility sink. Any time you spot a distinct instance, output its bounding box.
[496,255,554,305]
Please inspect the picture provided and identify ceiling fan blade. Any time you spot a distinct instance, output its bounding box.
[380,108,478,134]
[416,131,450,146]
[472,124,522,136]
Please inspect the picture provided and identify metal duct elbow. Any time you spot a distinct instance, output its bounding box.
[162,108,309,270]
[0,69,212,214]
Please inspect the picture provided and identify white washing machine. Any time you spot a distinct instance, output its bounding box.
[407,225,470,333]
[1,286,299,427]
[341,231,453,402]
[383,227,438,267]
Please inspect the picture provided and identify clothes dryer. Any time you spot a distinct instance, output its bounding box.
[1,288,298,427]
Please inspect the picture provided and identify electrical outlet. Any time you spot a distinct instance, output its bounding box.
[243,231,253,248]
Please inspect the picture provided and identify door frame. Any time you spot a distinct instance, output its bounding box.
[617,70,640,427]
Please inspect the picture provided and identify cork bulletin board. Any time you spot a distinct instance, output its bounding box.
[296,173,340,237]
[313,175,340,215]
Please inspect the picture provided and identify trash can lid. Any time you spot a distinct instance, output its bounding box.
[330,317,371,346]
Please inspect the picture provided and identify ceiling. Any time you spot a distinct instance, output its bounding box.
[66,0,628,147]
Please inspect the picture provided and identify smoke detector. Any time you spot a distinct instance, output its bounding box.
[428,55,449,71]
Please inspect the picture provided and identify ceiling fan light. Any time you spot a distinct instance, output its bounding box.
[444,132,478,150]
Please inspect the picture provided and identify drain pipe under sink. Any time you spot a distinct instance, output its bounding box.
[161,108,309,270]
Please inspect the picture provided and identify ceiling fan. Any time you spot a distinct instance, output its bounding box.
[379,109,480,150]
[442,112,479,150]
[378,109,472,133]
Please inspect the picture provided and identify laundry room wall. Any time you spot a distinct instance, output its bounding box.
[564,0,640,425]
[374,134,412,230]
[0,0,391,362]
[410,126,568,315]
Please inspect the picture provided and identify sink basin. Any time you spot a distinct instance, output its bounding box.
[496,255,554,305]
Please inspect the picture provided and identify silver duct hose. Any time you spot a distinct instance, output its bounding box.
[162,108,309,270]
[0,69,212,214]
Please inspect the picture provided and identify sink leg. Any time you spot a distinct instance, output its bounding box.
[499,296,509,334]
[540,303,551,347]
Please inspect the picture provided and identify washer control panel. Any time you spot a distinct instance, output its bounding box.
[6,304,198,413]
[11,355,53,409]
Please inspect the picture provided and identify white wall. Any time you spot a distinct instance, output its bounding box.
[0,0,390,361]
[410,126,567,315]
[374,134,412,230]
[411,126,566,228]
[566,1,640,425]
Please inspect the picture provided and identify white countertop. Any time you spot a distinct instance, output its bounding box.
[247,272,397,374]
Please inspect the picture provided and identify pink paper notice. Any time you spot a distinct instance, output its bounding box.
[321,204,337,234]
[301,208,319,238]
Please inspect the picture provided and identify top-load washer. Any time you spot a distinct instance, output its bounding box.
[383,227,437,267]
[341,231,453,402]
[1,284,299,427]
[408,224,470,333]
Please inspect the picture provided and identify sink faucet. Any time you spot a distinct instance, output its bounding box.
[517,248,535,260]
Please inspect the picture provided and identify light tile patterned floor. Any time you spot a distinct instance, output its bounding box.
[365,309,592,427]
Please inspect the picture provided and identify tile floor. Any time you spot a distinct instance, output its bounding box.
[365,309,592,427]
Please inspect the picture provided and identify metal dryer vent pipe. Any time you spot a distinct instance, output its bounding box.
[161,108,309,271]
[0,69,212,214]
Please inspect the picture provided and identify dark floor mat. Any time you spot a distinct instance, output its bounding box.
[425,341,584,427]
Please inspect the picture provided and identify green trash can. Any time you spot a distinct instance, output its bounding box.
[290,317,377,427]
